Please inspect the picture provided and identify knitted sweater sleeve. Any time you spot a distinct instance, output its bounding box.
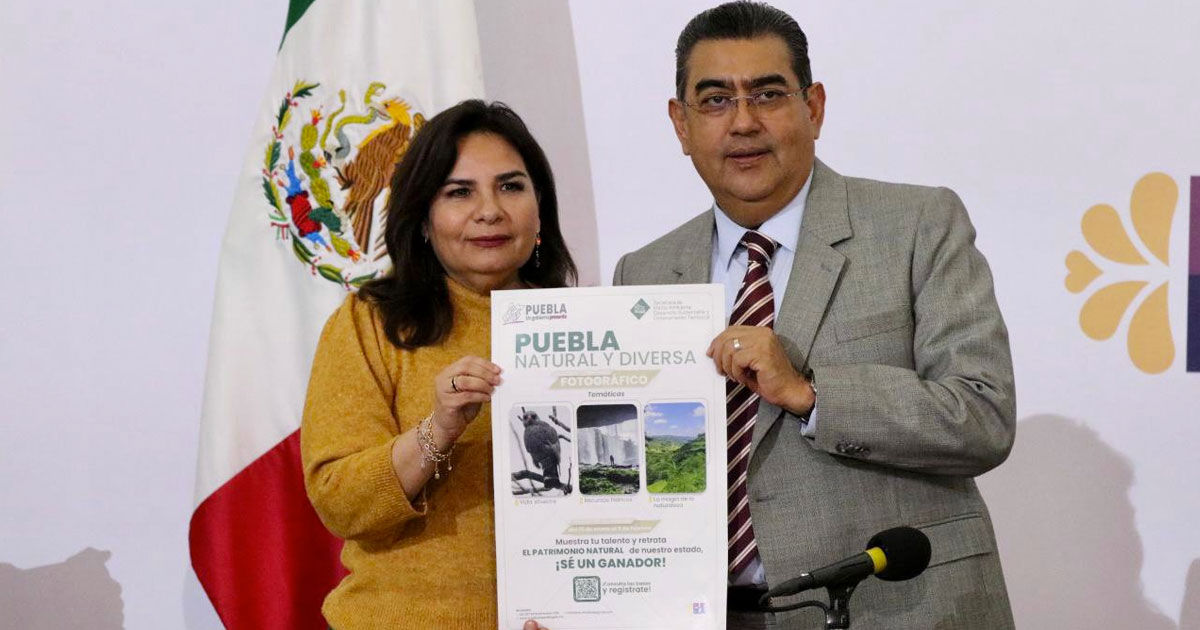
[301,295,426,541]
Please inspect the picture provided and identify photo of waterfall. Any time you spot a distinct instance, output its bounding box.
[576,403,641,495]
[508,404,573,497]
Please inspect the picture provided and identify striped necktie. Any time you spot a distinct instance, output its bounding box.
[727,230,778,575]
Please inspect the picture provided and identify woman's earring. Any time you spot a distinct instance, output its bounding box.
[535,233,542,268]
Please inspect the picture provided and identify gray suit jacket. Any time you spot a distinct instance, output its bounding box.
[613,160,1016,629]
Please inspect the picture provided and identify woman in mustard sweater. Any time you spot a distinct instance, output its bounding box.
[301,100,576,630]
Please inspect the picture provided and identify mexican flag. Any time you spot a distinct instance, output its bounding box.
[188,2,483,628]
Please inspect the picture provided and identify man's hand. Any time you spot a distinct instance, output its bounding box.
[707,326,814,417]
[523,620,549,630]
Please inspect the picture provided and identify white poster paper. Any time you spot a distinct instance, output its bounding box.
[491,284,729,630]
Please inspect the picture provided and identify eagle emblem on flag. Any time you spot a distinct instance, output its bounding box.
[261,80,425,288]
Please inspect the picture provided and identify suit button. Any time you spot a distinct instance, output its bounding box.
[859,446,871,456]
[836,442,848,453]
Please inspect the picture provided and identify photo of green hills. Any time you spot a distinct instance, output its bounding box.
[644,402,707,494]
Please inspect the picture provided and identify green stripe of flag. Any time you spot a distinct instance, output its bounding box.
[281,0,318,46]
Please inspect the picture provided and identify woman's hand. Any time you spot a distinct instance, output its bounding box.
[523,620,548,630]
[431,356,502,447]
[389,355,503,499]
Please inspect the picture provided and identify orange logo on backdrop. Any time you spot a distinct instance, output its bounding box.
[1065,173,1177,374]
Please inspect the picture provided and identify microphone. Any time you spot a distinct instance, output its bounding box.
[764,526,931,599]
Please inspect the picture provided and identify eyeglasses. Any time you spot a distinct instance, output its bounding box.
[680,87,808,117]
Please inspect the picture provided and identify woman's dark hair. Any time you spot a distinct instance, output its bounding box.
[358,99,577,349]
[675,1,812,99]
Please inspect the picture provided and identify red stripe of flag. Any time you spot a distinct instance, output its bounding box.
[189,429,345,629]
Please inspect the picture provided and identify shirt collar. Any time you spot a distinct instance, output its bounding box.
[713,167,813,272]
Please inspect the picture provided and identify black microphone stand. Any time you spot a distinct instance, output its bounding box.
[761,580,859,630]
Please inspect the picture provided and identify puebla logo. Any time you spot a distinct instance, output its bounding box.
[501,303,569,325]
[502,303,525,325]
[262,80,425,289]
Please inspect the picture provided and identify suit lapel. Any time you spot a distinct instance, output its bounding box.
[751,159,851,455]
[667,211,714,284]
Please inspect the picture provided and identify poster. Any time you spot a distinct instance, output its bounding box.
[491,284,728,629]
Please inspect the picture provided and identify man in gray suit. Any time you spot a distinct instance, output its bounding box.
[612,3,1016,628]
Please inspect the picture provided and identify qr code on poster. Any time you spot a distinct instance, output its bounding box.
[573,576,601,602]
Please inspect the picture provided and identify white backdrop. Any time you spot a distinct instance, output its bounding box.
[2,1,1197,628]
[0,2,279,628]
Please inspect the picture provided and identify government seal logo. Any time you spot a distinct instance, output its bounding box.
[262,80,425,288]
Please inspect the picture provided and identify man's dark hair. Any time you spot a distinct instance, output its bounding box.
[359,99,577,349]
[675,1,812,99]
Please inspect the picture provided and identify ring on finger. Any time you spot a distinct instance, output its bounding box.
[732,338,742,351]
[451,375,460,393]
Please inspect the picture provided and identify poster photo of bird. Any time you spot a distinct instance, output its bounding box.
[509,404,574,497]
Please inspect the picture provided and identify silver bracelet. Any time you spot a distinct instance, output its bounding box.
[417,412,455,479]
